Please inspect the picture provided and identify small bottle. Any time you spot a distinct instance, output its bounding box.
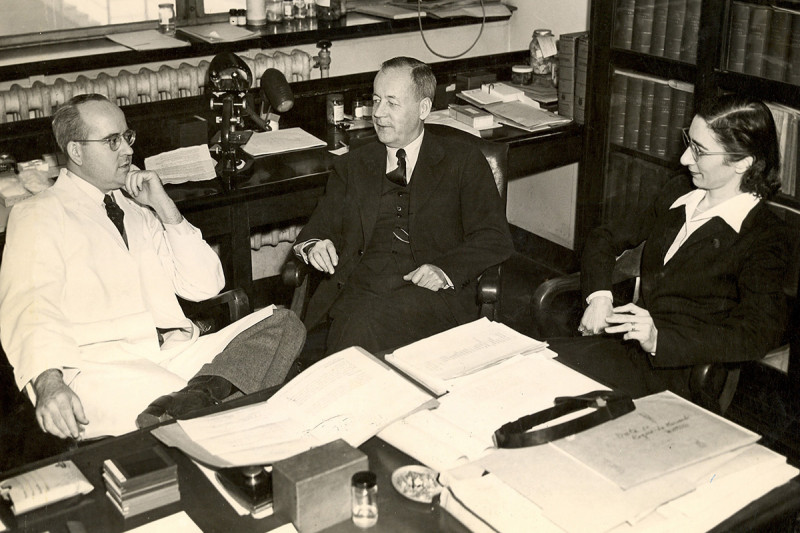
[237,9,248,25]
[283,0,294,19]
[530,29,558,76]
[511,65,534,85]
[351,471,378,528]
[306,0,316,17]
[327,93,344,124]
[353,97,365,119]
[229,8,239,24]
[158,3,176,35]
[361,95,373,117]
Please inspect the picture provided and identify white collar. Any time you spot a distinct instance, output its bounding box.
[670,189,760,233]
[63,168,117,206]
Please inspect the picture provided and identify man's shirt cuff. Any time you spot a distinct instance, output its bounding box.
[586,290,613,305]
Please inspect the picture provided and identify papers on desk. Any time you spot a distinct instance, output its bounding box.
[152,347,436,468]
[437,391,798,533]
[458,82,571,132]
[242,128,327,157]
[144,145,216,185]
[178,23,258,43]
[0,460,93,515]
[107,30,190,51]
[385,317,549,395]
[127,511,201,532]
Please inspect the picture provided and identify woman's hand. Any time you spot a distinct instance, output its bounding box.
[604,302,658,353]
[578,295,613,335]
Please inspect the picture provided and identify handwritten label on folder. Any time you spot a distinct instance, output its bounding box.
[552,391,760,489]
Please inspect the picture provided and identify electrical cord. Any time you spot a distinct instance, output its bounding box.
[415,0,486,59]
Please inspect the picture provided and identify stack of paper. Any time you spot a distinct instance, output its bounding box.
[458,82,571,132]
[438,391,799,532]
[144,145,216,185]
[178,23,258,43]
[242,128,327,157]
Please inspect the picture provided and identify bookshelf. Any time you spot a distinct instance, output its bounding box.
[580,0,800,242]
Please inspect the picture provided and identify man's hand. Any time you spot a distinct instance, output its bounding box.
[404,264,448,291]
[307,239,339,274]
[604,302,658,353]
[33,369,88,439]
[578,295,613,335]
[125,170,182,224]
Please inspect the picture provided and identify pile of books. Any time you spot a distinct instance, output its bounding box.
[103,446,180,517]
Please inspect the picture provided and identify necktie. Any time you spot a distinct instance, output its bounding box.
[386,148,407,186]
[104,194,128,248]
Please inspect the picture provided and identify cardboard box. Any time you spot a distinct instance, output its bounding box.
[449,104,494,130]
[273,440,368,533]
[456,70,497,90]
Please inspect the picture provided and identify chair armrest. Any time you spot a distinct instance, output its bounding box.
[280,257,313,321]
[180,288,251,335]
[477,263,501,320]
[689,363,741,415]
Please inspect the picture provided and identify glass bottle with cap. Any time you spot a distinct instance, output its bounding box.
[158,3,176,35]
[511,65,534,85]
[326,93,344,124]
[351,471,378,528]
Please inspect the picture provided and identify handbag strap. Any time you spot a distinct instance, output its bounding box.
[493,390,635,448]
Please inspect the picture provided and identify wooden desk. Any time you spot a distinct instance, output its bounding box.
[162,122,583,305]
[0,387,469,533]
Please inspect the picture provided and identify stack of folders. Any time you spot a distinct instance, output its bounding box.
[103,446,180,517]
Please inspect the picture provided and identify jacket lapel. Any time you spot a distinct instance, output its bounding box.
[355,143,386,245]
[409,132,446,223]
[53,173,128,249]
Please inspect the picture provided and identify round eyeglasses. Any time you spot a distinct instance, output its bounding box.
[74,129,136,151]
[681,128,747,160]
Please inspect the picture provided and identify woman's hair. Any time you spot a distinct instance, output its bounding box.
[697,94,781,199]
[51,93,110,153]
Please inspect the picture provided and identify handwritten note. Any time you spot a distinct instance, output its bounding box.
[553,390,760,489]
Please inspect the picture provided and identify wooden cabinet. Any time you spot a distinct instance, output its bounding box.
[581,0,800,242]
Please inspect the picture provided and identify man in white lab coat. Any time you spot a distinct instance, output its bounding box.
[0,94,305,440]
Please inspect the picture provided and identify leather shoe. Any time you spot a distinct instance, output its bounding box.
[136,389,217,429]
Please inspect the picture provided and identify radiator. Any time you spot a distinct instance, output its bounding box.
[0,49,312,124]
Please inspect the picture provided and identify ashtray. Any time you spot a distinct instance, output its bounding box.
[391,465,442,503]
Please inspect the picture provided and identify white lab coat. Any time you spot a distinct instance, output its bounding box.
[0,169,229,437]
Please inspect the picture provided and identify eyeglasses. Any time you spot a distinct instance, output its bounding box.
[74,129,136,151]
[681,128,747,160]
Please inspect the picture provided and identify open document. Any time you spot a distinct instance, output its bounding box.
[458,82,571,132]
[385,317,550,395]
[439,390,794,533]
[152,347,436,467]
[378,355,603,472]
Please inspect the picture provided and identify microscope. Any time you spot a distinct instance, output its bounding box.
[207,52,296,191]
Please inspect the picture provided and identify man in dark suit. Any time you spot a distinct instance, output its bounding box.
[293,57,513,357]
[551,95,790,399]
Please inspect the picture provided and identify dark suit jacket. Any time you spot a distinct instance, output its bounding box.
[581,175,790,368]
[296,129,514,330]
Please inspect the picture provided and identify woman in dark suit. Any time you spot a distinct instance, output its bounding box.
[551,94,791,399]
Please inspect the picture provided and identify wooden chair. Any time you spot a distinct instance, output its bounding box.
[530,240,800,415]
[282,124,510,323]
[0,288,251,473]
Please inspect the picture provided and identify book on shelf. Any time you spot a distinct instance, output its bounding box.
[667,80,694,160]
[608,73,628,146]
[679,0,702,63]
[765,9,792,81]
[613,0,636,50]
[622,75,644,150]
[637,78,656,153]
[789,13,800,84]
[574,34,589,124]
[631,0,656,53]
[557,31,587,119]
[650,0,670,56]
[664,0,688,60]
[727,2,750,73]
[766,101,800,198]
[744,4,772,76]
[650,80,673,158]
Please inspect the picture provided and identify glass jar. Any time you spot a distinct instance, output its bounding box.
[266,0,283,22]
[316,0,344,20]
[283,0,294,19]
[326,93,344,124]
[158,3,176,35]
[530,29,558,76]
[511,65,533,85]
[361,96,373,118]
[237,9,247,25]
[351,471,378,528]
[246,0,267,26]
[229,8,239,24]
[293,0,308,19]
[352,97,365,118]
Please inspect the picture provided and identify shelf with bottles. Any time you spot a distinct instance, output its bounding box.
[611,0,702,63]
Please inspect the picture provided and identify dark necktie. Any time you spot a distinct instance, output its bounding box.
[386,148,407,186]
[104,193,128,248]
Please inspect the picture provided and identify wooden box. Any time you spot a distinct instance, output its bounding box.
[272,439,368,533]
